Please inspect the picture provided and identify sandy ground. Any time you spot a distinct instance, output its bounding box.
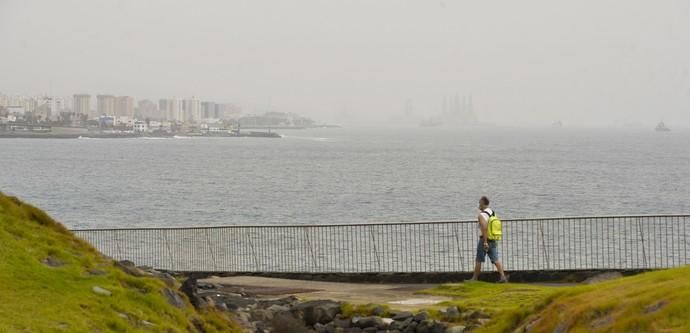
[200,276,452,311]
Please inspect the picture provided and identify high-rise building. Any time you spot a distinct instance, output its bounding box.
[115,96,135,117]
[137,99,159,119]
[38,96,65,121]
[216,103,242,120]
[159,98,181,121]
[97,95,116,116]
[201,102,217,119]
[182,98,201,123]
[73,94,91,117]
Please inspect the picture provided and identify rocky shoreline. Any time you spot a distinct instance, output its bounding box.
[181,277,487,333]
[113,260,489,332]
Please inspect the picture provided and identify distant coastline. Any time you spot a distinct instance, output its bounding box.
[0,130,281,139]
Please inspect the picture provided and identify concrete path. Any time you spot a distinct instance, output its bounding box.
[200,276,452,311]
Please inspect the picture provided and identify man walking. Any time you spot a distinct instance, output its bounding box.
[468,196,508,282]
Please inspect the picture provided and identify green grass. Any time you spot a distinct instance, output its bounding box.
[425,267,690,332]
[422,281,560,332]
[0,192,241,333]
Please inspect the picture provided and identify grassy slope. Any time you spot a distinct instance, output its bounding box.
[426,266,690,332]
[0,192,241,333]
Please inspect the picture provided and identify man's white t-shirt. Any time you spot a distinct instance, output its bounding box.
[478,208,494,238]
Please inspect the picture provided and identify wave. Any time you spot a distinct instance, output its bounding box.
[282,135,330,142]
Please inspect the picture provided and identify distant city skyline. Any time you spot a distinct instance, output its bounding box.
[2,0,690,128]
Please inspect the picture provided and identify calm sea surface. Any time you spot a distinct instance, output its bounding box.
[1,128,689,229]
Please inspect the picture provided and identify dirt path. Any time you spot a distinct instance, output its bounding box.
[200,276,452,311]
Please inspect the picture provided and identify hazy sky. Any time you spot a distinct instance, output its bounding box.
[1,0,689,127]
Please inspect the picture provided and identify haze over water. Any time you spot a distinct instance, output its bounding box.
[1,128,688,229]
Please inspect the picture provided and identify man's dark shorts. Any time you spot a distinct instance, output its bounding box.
[476,239,499,264]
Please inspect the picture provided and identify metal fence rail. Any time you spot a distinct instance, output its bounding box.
[72,215,690,273]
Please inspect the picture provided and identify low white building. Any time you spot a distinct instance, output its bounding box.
[133,121,147,133]
[114,116,133,127]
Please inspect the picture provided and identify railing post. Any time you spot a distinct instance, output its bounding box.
[246,228,260,271]
[303,228,318,272]
[369,225,381,271]
[115,230,124,261]
[539,221,550,270]
[636,217,649,269]
[205,229,218,272]
[162,230,175,271]
[454,226,464,272]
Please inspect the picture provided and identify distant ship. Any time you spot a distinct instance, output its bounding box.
[655,122,671,132]
[552,121,563,128]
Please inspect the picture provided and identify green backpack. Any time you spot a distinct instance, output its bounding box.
[483,210,503,241]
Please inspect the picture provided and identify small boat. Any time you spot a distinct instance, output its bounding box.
[655,122,671,132]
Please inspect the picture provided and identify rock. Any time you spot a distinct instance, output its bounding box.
[403,321,417,333]
[476,318,491,326]
[344,328,362,333]
[431,322,447,333]
[152,271,177,288]
[460,311,474,320]
[161,288,185,308]
[353,316,385,329]
[116,312,128,320]
[382,318,394,326]
[334,315,352,328]
[390,317,414,331]
[314,322,328,333]
[362,327,378,333]
[251,309,274,322]
[272,311,311,333]
[443,306,460,321]
[215,302,229,312]
[179,278,208,310]
[469,310,490,320]
[370,306,386,316]
[319,321,336,333]
[92,286,111,296]
[267,304,291,313]
[222,294,259,310]
[41,256,64,267]
[196,281,221,290]
[445,326,465,333]
[413,312,428,322]
[415,320,435,333]
[86,268,107,276]
[140,320,155,327]
[393,312,413,321]
[644,300,668,314]
[115,260,146,277]
[294,300,341,325]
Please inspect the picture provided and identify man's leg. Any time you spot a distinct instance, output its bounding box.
[494,260,507,281]
[488,242,508,282]
[468,239,484,281]
[470,261,482,280]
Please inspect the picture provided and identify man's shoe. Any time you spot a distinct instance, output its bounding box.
[464,278,478,283]
[497,275,509,283]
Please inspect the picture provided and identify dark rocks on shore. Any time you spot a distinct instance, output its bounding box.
[176,277,491,333]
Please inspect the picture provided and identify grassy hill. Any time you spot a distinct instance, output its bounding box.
[426,266,690,332]
[0,192,241,332]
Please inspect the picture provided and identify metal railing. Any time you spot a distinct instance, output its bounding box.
[72,215,690,273]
